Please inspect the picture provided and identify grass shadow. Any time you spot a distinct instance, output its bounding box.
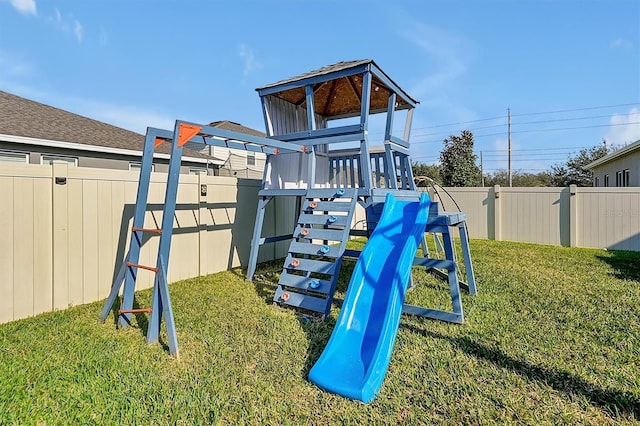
[596,250,640,282]
[406,325,640,420]
[107,295,170,354]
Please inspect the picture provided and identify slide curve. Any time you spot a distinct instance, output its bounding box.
[309,192,431,403]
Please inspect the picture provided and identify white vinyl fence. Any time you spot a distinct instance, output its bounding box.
[423,185,639,251]
[1,162,637,325]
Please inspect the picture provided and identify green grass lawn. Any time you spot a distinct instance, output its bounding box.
[1,239,639,425]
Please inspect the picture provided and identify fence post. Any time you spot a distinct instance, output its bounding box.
[198,171,207,276]
[569,184,578,247]
[493,185,501,241]
[52,161,69,310]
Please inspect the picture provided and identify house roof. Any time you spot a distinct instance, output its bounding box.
[0,90,220,163]
[209,120,266,138]
[255,59,418,119]
[585,139,640,169]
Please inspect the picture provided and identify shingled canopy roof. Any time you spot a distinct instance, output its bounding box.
[256,59,418,120]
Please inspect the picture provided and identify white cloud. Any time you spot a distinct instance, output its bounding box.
[604,107,640,146]
[610,37,633,50]
[398,20,473,100]
[48,8,83,43]
[73,20,83,43]
[5,0,36,15]
[238,43,262,76]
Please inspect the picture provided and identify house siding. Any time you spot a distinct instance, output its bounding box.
[591,150,640,187]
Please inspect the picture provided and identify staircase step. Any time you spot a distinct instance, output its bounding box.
[279,272,332,294]
[294,227,345,242]
[303,200,354,212]
[284,257,337,275]
[297,214,349,227]
[274,287,329,314]
[288,241,341,258]
[303,188,357,199]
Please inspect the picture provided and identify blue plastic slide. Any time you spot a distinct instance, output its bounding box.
[308,192,431,403]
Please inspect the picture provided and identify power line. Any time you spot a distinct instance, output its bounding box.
[512,111,640,126]
[512,121,640,135]
[409,102,639,132]
[510,102,639,117]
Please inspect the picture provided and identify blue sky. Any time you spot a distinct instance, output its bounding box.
[0,0,638,174]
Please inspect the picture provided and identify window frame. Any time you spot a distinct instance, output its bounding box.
[246,151,256,167]
[0,150,29,163]
[41,154,78,167]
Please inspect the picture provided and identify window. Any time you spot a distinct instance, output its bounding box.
[129,162,154,172]
[0,151,28,163]
[247,152,256,167]
[623,169,630,187]
[616,171,623,187]
[594,176,599,187]
[188,167,207,175]
[604,174,609,187]
[42,155,77,166]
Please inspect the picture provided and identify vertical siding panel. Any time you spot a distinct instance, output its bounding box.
[33,176,53,315]
[605,192,616,249]
[13,178,33,320]
[82,180,99,303]
[67,178,84,306]
[110,180,126,287]
[96,181,113,299]
[51,163,69,310]
[0,177,14,323]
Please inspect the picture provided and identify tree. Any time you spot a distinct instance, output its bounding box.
[439,130,481,187]
[549,144,610,187]
[411,161,442,186]
[484,170,551,187]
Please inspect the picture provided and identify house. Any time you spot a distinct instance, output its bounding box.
[207,120,267,179]
[585,139,640,187]
[0,90,224,174]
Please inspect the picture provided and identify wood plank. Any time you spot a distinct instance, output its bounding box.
[293,227,345,242]
[298,213,349,227]
[304,188,357,199]
[274,287,328,313]
[302,201,353,212]
[284,257,336,274]
[278,272,332,294]
[402,304,464,324]
[288,241,341,258]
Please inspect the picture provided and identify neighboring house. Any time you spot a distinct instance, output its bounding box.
[207,120,267,179]
[0,90,224,174]
[585,139,640,187]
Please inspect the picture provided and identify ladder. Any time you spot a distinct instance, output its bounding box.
[99,122,202,358]
[274,188,358,318]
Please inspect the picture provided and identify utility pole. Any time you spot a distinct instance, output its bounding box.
[480,150,484,187]
[508,107,512,187]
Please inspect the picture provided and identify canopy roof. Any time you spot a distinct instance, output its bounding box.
[256,59,418,119]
